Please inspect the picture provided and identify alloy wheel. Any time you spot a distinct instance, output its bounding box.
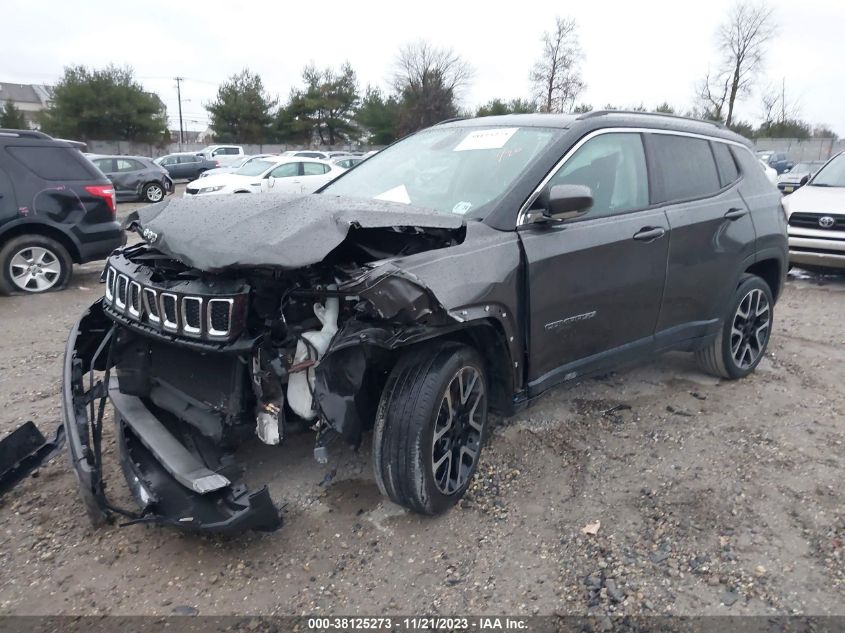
[431,366,485,495]
[146,185,164,202]
[9,246,62,292]
[730,288,770,369]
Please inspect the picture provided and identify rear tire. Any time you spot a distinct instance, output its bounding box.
[142,182,165,203]
[696,274,773,379]
[0,235,72,295]
[373,343,488,515]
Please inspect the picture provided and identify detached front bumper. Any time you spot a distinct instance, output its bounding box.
[61,300,282,534]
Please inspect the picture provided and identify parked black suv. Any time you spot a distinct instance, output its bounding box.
[60,112,787,533]
[0,129,124,294]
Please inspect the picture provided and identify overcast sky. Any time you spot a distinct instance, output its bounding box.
[3,0,843,135]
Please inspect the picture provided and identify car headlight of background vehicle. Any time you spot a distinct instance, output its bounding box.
[198,185,226,194]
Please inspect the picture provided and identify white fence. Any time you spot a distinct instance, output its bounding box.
[753,138,843,162]
[84,140,371,157]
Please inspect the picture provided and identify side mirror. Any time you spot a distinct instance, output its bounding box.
[536,184,593,222]
[783,167,791,173]
[267,176,275,188]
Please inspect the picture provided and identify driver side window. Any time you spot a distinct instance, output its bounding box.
[269,163,300,178]
[546,133,649,219]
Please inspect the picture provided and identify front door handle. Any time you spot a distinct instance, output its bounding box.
[632,227,666,242]
[724,207,748,220]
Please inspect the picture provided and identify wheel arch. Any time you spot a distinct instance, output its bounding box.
[434,319,516,414]
[745,256,783,302]
[315,317,517,447]
[0,220,82,263]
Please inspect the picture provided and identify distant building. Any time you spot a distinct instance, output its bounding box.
[0,83,53,128]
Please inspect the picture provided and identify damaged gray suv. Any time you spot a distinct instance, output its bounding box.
[61,112,787,533]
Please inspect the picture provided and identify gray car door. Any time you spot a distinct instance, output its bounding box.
[518,131,669,391]
[648,134,756,344]
[92,158,126,196]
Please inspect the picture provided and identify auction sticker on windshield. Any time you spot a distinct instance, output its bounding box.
[454,128,518,151]
[374,184,411,204]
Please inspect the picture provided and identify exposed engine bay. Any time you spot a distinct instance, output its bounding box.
[59,194,497,533]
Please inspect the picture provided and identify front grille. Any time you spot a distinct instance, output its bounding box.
[116,275,128,309]
[128,282,141,318]
[102,263,243,341]
[143,288,160,323]
[161,293,178,331]
[208,299,233,336]
[182,297,202,335]
[105,268,115,302]
[789,212,845,230]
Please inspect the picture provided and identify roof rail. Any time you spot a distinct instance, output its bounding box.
[435,117,467,125]
[0,128,52,139]
[576,110,725,129]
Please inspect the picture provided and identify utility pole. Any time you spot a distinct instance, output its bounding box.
[174,77,185,149]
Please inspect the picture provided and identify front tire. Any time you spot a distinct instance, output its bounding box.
[373,343,488,515]
[0,235,72,295]
[696,274,773,379]
[142,182,165,203]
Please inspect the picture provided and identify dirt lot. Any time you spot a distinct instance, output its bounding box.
[1,191,844,616]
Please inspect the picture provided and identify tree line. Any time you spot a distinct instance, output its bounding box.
[6,3,837,145]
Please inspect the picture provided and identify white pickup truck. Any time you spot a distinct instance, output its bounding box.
[196,145,244,167]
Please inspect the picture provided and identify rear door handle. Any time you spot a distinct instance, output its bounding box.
[632,227,666,242]
[724,207,748,220]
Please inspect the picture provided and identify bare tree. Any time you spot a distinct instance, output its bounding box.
[696,69,732,121]
[530,17,585,113]
[715,1,777,125]
[758,78,801,135]
[392,40,473,134]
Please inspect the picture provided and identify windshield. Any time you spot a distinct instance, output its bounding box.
[230,156,253,168]
[321,126,559,217]
[235,159,276,177]
[810,154,845,187]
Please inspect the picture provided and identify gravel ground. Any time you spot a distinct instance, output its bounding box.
[1,190,844,616]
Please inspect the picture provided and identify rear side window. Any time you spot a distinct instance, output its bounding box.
[303,162,330,176]
[711,142,740,187]
[7,146,99,181]
[92,158,114,172]
[650,135,721,203]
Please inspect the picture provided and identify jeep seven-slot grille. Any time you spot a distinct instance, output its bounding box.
[103,265,239,340]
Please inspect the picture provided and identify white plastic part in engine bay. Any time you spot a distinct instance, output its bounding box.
[287,291,340,421]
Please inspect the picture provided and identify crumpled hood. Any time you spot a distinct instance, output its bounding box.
[132,193,465,271]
